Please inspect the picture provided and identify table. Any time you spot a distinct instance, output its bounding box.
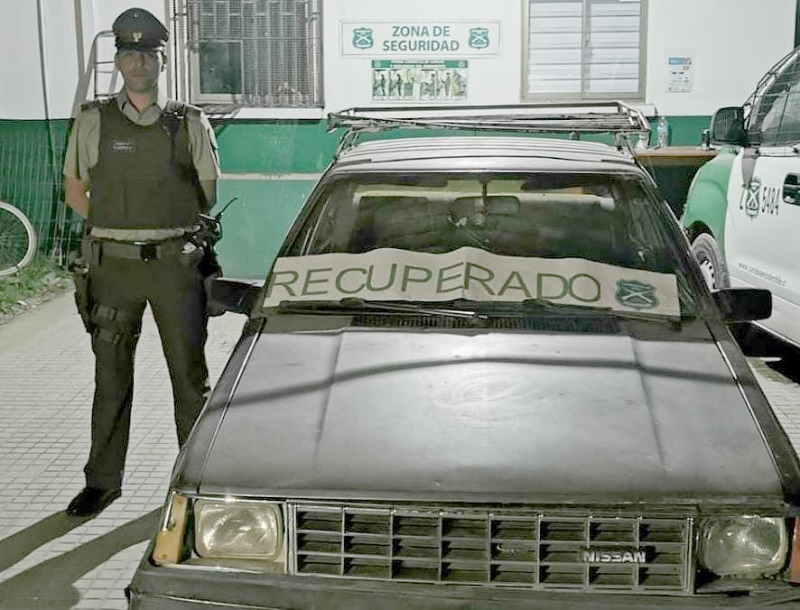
[633,147,720,215]
[634,146,719,167]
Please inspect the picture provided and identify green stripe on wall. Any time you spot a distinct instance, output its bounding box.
[214,120,339,174]
[212,114,715,175]
[0,115,714,275]
[0,119,76,256]
[660,116,711,146]
[215,178,316,278]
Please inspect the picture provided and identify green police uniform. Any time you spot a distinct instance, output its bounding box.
[63,8,220,507]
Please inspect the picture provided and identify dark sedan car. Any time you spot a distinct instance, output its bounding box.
[128,104,800,609]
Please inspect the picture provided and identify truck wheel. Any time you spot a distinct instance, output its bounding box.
[691,233,728,290]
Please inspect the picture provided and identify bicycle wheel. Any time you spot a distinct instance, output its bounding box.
[0,201,37,277]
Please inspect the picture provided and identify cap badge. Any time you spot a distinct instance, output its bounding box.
[132,31,142,42]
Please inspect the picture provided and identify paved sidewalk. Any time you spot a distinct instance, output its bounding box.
[0,292,244,609]
[1,292,800,609]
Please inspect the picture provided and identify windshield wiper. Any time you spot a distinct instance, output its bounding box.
[471,299,614,317]
[276,298,682,324]
[276,298,487,321]
[485,299,683,324]
[608,309,684,324]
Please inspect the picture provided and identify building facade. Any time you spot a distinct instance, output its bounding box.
[1,0,796,277]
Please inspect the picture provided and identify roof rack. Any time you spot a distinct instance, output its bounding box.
[328,101,651,155]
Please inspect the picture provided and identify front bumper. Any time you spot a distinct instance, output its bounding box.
[128,560,800,610]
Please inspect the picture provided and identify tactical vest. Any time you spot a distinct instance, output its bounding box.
[89,99,203,229]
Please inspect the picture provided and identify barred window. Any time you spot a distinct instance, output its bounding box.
[524,0,646,101]
[186,0,323,107]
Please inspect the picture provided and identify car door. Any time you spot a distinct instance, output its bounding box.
[724,66,800,346]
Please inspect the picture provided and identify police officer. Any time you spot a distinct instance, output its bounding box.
[63,7,220,517]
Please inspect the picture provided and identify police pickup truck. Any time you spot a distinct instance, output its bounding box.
[682,45,800,350]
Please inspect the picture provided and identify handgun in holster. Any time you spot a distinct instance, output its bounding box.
[69,248,93,333]
[194,197,237,317]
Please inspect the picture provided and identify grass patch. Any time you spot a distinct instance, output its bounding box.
[0,258,73,324]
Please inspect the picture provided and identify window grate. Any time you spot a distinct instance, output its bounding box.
[748,52,800,147]
[184,0,323,107]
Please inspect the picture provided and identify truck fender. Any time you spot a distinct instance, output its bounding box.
[680,150,736,254]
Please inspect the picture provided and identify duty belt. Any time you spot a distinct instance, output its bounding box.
[94,237,188,262]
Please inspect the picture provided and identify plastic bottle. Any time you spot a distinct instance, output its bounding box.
[657,115,670,148]
[700,128,711,150]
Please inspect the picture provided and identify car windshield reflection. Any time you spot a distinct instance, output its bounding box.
[276,172,697,317]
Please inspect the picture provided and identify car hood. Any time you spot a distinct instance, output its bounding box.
[191,318,784,503]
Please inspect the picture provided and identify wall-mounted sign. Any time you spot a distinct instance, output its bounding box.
[666,55,693,93]
[343,22,501,57]
[372,60,467,102]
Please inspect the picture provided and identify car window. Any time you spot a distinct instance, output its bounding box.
[297,173,670,266]
[279,171,696,316]
[749,55,800,146]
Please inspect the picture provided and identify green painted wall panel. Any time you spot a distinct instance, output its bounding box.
[215,179,316,278]
[215,121,339,174]
[659,116,710,146]
[211,114,714,175]
[0,119,77,255]
[0,115,715,273]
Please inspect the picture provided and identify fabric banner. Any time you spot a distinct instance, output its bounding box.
[264,247,680,316]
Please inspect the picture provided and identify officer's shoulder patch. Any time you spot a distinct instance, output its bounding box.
[184,102,202,113]
[184,104,202,119]
[166,100,202,119]
[80,98,113,113]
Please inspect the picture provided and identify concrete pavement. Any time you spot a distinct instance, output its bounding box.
[0,292,244,609]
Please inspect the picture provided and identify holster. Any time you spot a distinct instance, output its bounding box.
[191,213,226,316]
[70,256,93,333]
[199,242,225,317]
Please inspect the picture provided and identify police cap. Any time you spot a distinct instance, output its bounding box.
[113,8,169,50]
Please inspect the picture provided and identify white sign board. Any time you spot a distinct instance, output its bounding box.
[342,22,502,57]
[265,247,680,316]
[667,55,693,93]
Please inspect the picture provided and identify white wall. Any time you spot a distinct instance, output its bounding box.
[0,0,46,118]
[646,0,796,115]
[0,0,796,120]
[0,0,170,120]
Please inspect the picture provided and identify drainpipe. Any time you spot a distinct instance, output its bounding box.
[172,0,189,101]
[796,0,800,48]
[36,0,64,262]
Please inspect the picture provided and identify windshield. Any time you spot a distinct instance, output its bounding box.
[278,172,697,316]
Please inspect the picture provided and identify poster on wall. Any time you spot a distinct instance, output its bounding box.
[372,60,468,102]
[666,55,693,93]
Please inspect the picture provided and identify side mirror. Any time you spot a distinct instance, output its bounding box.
[209,278,263,315]
[710,107,747,146]
[712,288,771,322]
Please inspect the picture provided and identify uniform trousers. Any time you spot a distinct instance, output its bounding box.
[84,240,210,490]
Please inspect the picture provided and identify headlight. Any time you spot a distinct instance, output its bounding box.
[194,499,283,560]
[698,516,788,577]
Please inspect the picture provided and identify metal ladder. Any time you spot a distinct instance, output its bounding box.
[54,29,119,265]
[91,30,119,99]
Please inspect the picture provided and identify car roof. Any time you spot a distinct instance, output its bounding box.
[329,136,643,175]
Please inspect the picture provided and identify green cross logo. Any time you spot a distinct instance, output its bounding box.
[741,176,762,219]
[352,28,373,50]
[468,27,490,49]
[615,280,659,309]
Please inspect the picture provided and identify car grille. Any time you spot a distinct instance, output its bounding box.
[291,504,694,593]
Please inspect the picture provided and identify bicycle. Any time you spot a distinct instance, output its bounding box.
[0,200,37,277]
